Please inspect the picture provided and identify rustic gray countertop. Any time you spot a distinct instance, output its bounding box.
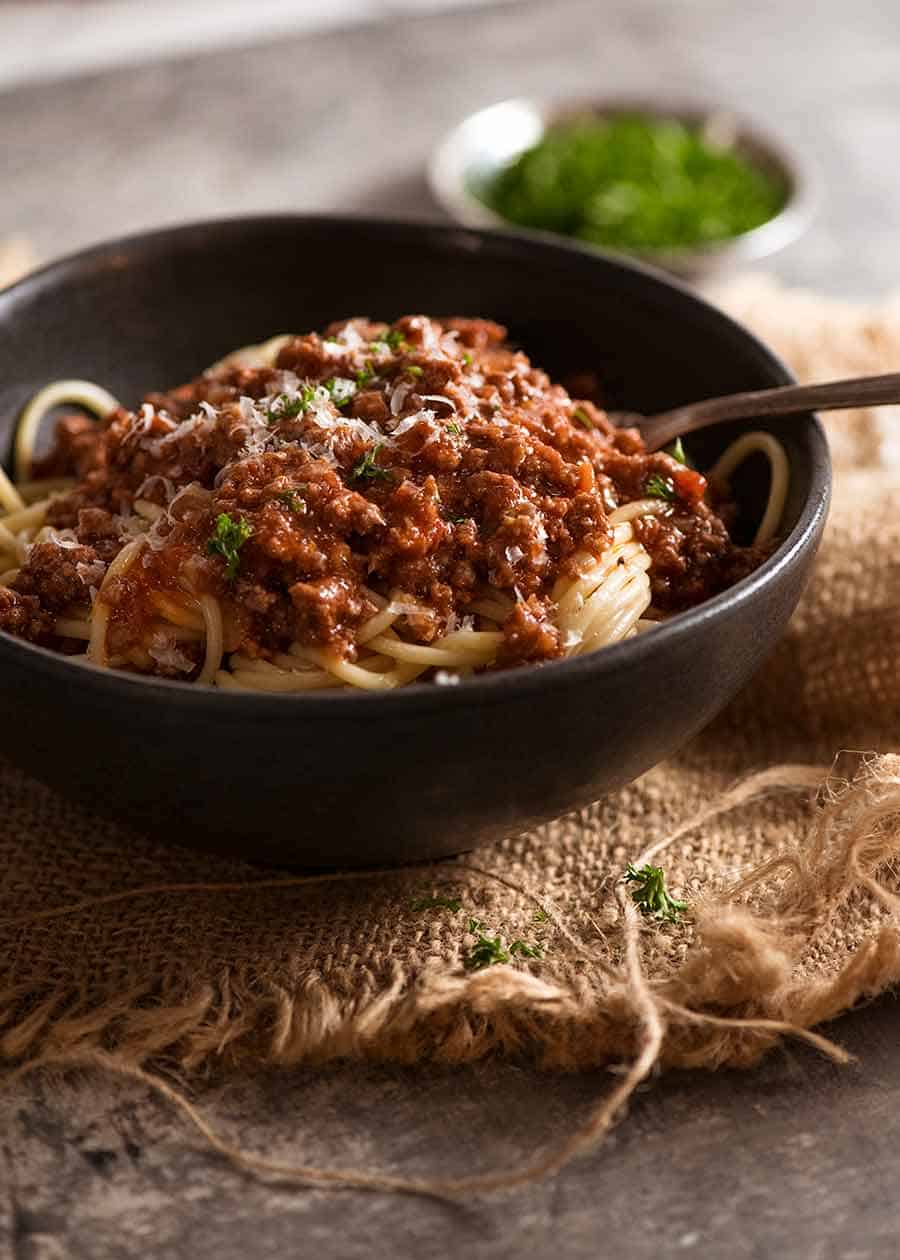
[4,1,900,1256]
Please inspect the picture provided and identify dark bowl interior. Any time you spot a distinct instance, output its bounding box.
[0,216,830,866]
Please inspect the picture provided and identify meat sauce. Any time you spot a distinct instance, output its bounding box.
[0,317,767,677]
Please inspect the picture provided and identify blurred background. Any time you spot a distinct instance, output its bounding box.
[2,0,899,295]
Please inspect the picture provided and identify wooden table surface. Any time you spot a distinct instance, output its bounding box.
[4,1,900,1255]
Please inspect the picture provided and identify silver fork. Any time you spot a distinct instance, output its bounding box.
[618,372,900,451]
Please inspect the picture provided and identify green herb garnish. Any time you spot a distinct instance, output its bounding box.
[463,918,544,970]
[351,443,394,483]
[573,407,594,430]
[623,863,687,923]
[374,329,407,352]
[479,115,786,254]
[461,352,473,367]
[464,920,509,970]
[445,421,463,437]
[266,386,316,424]
[324,377,357,408]
[406,365,424,379]
[355,362,377,390]
[277,489,306,514]
[644,474,676,501]
[207,513,252,580]
[666,436,687,465]
[411,894,462,912]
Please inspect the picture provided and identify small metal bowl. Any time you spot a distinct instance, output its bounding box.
[428,97,816,279]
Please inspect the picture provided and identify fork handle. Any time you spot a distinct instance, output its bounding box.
[641,371,900,451]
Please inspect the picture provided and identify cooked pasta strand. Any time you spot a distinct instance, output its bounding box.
[707,430,790,546]
[88,537,145,667]
[14,379,120,482]
[197,595,224,685]
[15,477,76,503]
[0,499,48,533]
[54,617,92,641]
[0,465,25,514]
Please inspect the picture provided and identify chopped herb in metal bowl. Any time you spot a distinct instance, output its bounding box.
[477,114,787,254]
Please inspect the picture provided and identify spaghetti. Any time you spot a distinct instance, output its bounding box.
[0,316,788,690]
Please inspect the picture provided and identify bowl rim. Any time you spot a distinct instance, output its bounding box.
[427,94,818,269]
[0,212,831,716]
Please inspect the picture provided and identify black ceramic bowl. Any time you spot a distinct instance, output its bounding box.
[0,217,830,866]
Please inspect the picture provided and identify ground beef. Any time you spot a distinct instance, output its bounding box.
[289,576,372,648]
[1,315,767,679]
[0,587,52,642]
[498,596,562,666]
[31,413,102,480]
[634,506,755,612]
[12,541,103,612]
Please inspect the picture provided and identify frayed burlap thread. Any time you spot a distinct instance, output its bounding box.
[4,275,900,1195]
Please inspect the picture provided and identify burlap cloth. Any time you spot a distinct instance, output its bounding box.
[4,274,900,1192]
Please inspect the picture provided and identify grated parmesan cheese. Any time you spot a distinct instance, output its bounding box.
[145,407,215,458]
[76,559,108,589]
[114,514,147,541]
[40,527,81,550]
[135,474,177,504]
[388,597,431,617]
[328,377,357,406]
[333,322,366,352]
[148,633,196,674]
[420,394,455,412]
[390,381,411,417]
[390,409,438,439]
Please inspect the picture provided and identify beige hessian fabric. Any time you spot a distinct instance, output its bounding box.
[4,276,900,1184]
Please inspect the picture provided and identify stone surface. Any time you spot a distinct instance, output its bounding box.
[3,1,900,1256]
[5,999,900,1259]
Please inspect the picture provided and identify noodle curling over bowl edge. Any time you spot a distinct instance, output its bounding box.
[0,216,830,866]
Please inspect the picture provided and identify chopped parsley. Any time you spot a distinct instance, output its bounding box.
[324,377,357,407]
[463,918,544,970]
[479,115,786,254]
[207,513,252,580]
[644,474,676,501]
[277,489,306,514]
[266,386,316,424]
[445,421,463,437]
[411,894,462,912]
[355,362,377,390]
[464,921,509,970]
[461,352,473,367]
[666,436,688,465]
[351,442,394,483]
[623,863,687,923]
[573,407,594,430]
[406,364,424,379]
[373,329,407,352]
